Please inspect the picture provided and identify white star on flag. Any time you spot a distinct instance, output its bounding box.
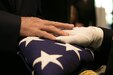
[66,43,82,60]
[19,37,44,46]
[55,43,82,60]
[33,51,63,70]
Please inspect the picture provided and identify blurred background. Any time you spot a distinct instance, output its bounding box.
[64,0,113,28]
[95,0,113,29]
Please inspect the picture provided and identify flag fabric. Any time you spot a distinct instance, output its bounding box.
[18,37,94,75]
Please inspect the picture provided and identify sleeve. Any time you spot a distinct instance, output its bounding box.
[93,27,113,66]
[105,39,113,75]
[100,28,113,54]
[100,28,113,75]
[0,10,21,53]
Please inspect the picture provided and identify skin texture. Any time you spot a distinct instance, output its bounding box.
[20,17,74,40]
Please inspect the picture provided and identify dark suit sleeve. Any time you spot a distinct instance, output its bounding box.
[93,28,112,64]
[100,28,113,62]
[0,10,21,53]
[100,28,113,52]
[0,10,32,75]
[101,28,113,75]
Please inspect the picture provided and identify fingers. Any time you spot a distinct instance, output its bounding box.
[40,25,69,36]
[35,30,56,40]
[34,18,74,29]
[44,19,74,29]
[20,17,74,40]
[56,36,73,43]
[56,36,76,43]
[56,35,91,47]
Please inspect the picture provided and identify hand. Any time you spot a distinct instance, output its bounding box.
[56,26,104,48]
[20,17,74,40]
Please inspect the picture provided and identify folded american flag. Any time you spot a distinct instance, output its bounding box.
[19,37,94,75]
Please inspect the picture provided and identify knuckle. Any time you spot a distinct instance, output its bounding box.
[49,26,56,29]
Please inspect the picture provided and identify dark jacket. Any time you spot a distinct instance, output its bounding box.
[41,0,71,23]
[101,28,113,75]
[0,0,41,75]
[93,28,113,75]
[0,0,71,75]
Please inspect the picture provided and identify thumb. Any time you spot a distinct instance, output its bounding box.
[56,35,91,47]
[56,36,76,43]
